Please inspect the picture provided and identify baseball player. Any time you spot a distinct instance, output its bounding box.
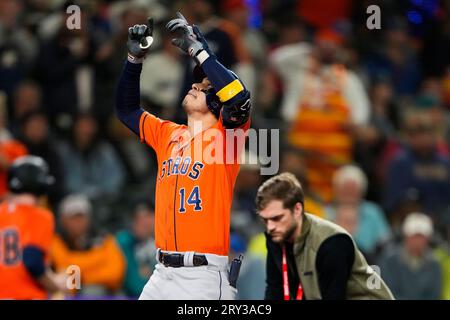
[115,13,251,300]
[0,156,65,299]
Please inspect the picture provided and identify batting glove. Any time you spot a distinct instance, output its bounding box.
[127,18,154,63]
[166,12,210,66]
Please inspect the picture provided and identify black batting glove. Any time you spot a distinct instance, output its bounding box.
[127,18,154,62]
[166,12,210,66]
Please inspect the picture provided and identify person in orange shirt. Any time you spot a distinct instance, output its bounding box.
[0,156,65,299]
[116,13,251,299]
[50,194,125,297]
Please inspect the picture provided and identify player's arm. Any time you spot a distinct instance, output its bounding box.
[23,246,66,294]
[167,13,251,128]
[115,19,154,135]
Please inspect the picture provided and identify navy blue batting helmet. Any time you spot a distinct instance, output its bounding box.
[8,156,54,196]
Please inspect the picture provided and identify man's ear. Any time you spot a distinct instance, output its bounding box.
[294,202,303,219]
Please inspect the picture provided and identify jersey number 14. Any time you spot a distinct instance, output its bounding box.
[179,186,202,212]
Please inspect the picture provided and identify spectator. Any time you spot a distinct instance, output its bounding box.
[383,111,450,223]
[334,204,359,238]
[34,3,92,131]
[107,117,156,191]
[270,28,370,202]
[18,110,64,204]
[222,0,267,67]
[354,78,400,202]
[0,96,27,199]
[116,203,157,298]
[0,0,38,100]
[379,213,442,300]
[222,0,267,101]
[363,17,421,96]
[56,113,126,201]
[11,81,42,133]
[327,165,391,257]
[51,194,126,297]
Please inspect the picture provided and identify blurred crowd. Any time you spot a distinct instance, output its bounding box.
[0,0,450,299]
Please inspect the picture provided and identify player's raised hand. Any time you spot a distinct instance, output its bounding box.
[192,24,215,59]
[127,18,154,61]
[166,12,193,35]
[166,12,208,65]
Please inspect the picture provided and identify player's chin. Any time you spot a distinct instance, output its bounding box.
[182,97,192,111]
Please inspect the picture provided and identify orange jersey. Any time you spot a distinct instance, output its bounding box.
[0,202,54,299]
[139,112,250,256]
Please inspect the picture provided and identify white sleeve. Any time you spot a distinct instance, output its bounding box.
[270,43,311,121]
[343,71,371,125]
[269,43,311,80]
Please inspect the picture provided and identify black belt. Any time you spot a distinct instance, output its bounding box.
[158,251,208,268]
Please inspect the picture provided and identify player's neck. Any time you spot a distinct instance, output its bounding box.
[187,113,217,136]
[9,194,38,206]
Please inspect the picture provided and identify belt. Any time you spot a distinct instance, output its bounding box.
[158,251,209,268]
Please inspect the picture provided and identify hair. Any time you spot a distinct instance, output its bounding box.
[256,172,304,212]
[333,164,368,195]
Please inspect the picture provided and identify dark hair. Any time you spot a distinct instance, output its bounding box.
[256,172,304,212]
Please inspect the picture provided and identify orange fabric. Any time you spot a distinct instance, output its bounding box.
[288,65,352,202]
[0,202,54,299]
[140,112,250,256]
[0,140,28,197]
[51,234,125,292]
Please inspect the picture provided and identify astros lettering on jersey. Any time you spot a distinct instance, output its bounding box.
[139,112,250,256]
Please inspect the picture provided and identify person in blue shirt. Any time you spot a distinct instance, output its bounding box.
[116,203,157,298]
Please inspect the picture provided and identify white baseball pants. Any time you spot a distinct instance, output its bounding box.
[139,250,237,300]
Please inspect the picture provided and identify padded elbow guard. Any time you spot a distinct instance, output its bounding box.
[221,91,251,128]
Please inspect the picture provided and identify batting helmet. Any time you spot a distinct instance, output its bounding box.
[193,65,222,118]
[7,156,55,196]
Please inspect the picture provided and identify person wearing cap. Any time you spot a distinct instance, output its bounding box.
[50,194,126,297]
[379,213,442,300]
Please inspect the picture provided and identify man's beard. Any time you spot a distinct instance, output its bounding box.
[282,221,298,243]
[271,220,298,244]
